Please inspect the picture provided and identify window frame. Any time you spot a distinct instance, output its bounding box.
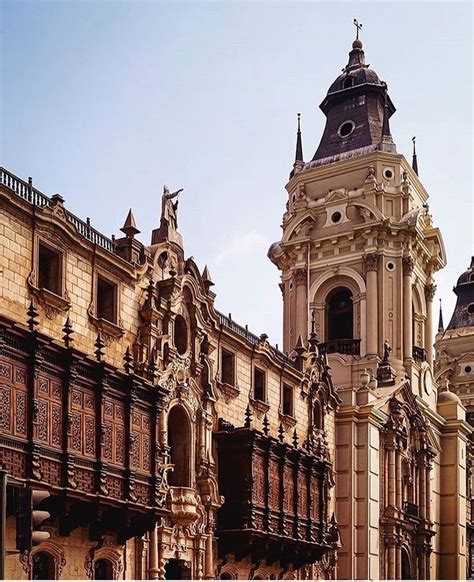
[282,383,294,418]
[253,366,266,403]
[36,238,65,298]
[95,272,119,325]
[220,347,236,387]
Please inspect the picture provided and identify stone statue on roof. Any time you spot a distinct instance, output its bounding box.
[162,184,183,231]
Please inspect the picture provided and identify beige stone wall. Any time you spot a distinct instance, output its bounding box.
[4,517,135,580]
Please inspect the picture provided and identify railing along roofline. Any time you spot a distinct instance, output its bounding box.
[0,167,119,256]
[216,310,296,369]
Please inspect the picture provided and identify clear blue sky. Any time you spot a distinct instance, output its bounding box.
[1,1,472,347]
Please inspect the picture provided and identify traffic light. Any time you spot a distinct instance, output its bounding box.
[16,486,51,551]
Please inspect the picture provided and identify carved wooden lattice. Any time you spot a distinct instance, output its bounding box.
[0,361,27,438]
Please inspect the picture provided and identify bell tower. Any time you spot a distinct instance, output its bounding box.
[268,29,468,581]
[269,31,446,403]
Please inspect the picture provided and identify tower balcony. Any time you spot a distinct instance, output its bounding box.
[319,338,361,356]
[214,424,338,568]
[413,346,427,363]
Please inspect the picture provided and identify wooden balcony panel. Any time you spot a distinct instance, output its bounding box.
[0,317,169,523]
[214,425,334,568]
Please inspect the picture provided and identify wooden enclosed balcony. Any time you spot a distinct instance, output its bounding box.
[214,424,337,568]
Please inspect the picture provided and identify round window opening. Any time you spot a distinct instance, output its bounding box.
[338,121,355,138]
[383,169,394,180]
[331,211,342,224]
[468,303,474,315]
[174,315,188,355]
[386,261,396,272]
[465,365,472,374]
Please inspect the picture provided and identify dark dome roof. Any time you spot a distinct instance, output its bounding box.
[328,67,381,94]
[446,256,474,330]
[455,256,474,287]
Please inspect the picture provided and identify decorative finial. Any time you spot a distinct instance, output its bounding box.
[412,136,419,176]
[148,348,158,383]
[262,413,270,436]
[244,403,252,428]
[27,301,39,332]
[62,316,74,348]
[201,265,214,290]
[278,422,285,443]
[124,346,134,375]
[294,112,304,166]
[381,83,394,149]
[292,428,299,448]
[438,298,445,333]
[94,332,106,362]
[120,209,140,238]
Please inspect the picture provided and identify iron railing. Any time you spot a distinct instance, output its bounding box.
[413,345,427,363]
[403,501,419,518]
[216,311,295,368]
[319,338,361,356]
[0,167,119,256]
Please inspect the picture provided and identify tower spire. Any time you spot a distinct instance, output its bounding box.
[294,113,304,165]
[438,298,444,333]
[412,136,419,176]
[381,84,395,153]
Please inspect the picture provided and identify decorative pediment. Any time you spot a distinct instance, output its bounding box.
[325,188,348,204]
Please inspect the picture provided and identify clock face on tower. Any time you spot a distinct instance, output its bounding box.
[423,367,434,395]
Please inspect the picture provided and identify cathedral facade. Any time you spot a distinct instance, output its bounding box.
[0,31,471,581]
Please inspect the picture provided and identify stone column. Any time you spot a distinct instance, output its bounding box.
[396,445,402,510]
[388,445,396,507]
[403,257,414,361]
[419,456,426,520]
[425,461,432,523]
[395,545,401,580]
[294,268,307,343]
[387,541,396,579]
[148,524,159,580]
[425,284,436,365]
[364,253,379,356]
[204,532,214,579]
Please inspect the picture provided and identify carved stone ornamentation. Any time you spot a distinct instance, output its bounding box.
[293,267,307,286]
[402,256,415,276]
[424,283,437,302]
[364,253,379,272]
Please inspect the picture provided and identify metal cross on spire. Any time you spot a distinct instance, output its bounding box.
[353,18,363,40]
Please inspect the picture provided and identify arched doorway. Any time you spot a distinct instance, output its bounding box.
[326,288,353,340]
[165,559,191,580]
[32,552,55,580]
[401,547,412,580]
[168,406,191,487]
[94,558,113,580]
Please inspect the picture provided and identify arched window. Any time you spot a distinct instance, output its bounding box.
[401,548,412,580]
[168,406,191,487]
[32,552,55,580]
[220,573,233,580]
[174,315,188,355]
[343,76,354,89]
[327,288,353,340]
[313,401,323,430]
[94,559,113,580]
